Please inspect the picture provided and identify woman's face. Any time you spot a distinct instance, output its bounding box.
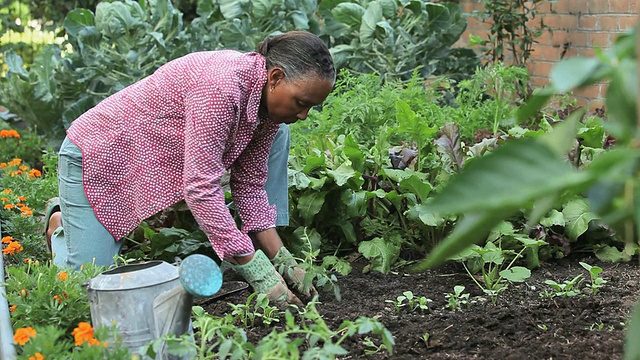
[264,68,333,124]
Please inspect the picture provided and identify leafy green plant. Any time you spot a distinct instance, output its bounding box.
[4,260,106,337]
[385,291,432,312]
[452,240,532,304]
[170,302,395,359]
[399,26,639,360]
[445,285,471,311]
[469,0,549,67]
[228,293,282,328]
[541,274,583,298]
[580,261,607,295]
[321,0,479,80]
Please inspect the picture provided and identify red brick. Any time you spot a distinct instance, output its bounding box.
[550,0,571,14]
[536,1,554,14]
[609,0,630,12]
[574,84,602,99]
[559,14,580,29]
[568,0,586,14]
[588,0,609,14]
[578,15,599,30]
[631,0,637,12]
[577,47,596,57]
[529,75,549,88]
[569,31,589,47]
[533,61,555,77]
[543,14,562,28]
[588,32,611,47]
[538,44,561,60]
[536,29,555,45]
[619,16,639,31]
[551,30,569,46]
[599,16,619,31]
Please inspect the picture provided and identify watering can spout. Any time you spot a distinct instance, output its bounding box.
[86,254,222,359]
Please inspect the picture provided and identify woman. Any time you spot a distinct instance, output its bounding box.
[44,30,336,305]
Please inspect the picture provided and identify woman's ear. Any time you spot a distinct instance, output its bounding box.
[267,67,286,90]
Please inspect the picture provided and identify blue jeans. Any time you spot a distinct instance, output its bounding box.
[52,124,291,269]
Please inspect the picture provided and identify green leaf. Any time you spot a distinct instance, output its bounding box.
[538,109,583,156]
[344,135,365,172]
[358,237,399,274]
[64,8,95,38]
[550,57,603,93]
[499,266,531,282]
[298,191,327,226]
[219,0,249,19]
[540,209,565,227]
[332,3,365,28]
[425,138,593,216]
[605,59,638,142]
[563,198,597,241]
[625,300,640,360]
[359,1,383,46]
[251,0,272,18]
[408,209,515,272]
[326,161,362,188]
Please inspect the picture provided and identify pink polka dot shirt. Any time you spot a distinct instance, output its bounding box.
[66,50,280,260]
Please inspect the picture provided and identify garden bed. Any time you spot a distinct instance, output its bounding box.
[203,255,639,359]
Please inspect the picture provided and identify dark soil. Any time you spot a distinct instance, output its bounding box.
[201,255,640,359]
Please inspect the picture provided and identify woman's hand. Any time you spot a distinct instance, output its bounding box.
[227,250,302,306]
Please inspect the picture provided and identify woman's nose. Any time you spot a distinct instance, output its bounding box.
[297,108,310,120]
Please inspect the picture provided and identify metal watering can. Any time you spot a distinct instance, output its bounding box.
[85,254,223,359]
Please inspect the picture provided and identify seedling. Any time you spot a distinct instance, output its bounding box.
[579,262,607,295]
[385,291,433,312]
[228,293,282,327]
[445,285,471,311]
[537,324,548,331]
[541,274,583,298]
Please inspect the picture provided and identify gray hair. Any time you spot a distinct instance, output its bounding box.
[257,31,336,85]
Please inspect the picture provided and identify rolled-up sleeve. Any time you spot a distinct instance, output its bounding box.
[182,82,255,260]
[230,120,280,233]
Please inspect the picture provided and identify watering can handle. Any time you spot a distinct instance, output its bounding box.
[178,254,223,297]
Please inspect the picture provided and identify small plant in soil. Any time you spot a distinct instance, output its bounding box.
[445,285,472,311]
[541,274,584,298]
[452,240,532,304]
[228,293,283,328]
[385,291,433,312]
[580,261,607,295]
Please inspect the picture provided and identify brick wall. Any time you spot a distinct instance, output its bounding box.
[456,0,638,111]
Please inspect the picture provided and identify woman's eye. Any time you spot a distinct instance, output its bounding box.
[297,101,308,107]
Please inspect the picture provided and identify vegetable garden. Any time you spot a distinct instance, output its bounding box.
[1,0,639,359]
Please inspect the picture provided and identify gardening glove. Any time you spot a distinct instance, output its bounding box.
[271,247,319,300]
[226,250,303,306]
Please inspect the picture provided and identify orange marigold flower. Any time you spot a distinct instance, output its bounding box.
[28,353,43,360]
[21,209,33,217]
[72,322,95,346]
[17,196,26,201]
[10,305,16,313]
[53,295,62,304]
[1,197,8,202]
[18,165,29,171]
[4,203,15,209]
[2,241,23,255]
[0,130,20,138]
[8,158,21,166]
[10,171,18,177]
[1,236,12,243]
[13,327,36,345]
[0,163,5,168]
[15,203,25,208]
[57,271,68,281]
[2,189,12,194]
[29,169,42,178]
